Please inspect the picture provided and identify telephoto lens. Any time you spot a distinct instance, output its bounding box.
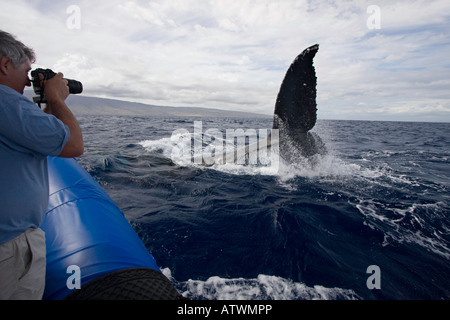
[66,78,83,94]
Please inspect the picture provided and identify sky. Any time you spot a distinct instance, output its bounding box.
[1,0,449,122]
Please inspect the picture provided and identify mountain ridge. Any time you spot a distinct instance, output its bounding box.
[24,90,270,118]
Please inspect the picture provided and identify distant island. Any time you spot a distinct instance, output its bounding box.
[24,90,270,119]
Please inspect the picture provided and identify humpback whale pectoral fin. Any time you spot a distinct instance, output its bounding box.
[273,44,325,161]
[273,44,319,134]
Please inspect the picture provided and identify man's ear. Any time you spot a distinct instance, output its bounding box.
[0,56,12,76]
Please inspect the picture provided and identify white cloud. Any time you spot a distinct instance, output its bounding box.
[1,0,449,121]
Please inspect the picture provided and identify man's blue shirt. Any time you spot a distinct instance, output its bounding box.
[0,84,70,244]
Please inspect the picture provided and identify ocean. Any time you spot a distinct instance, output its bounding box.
[76,115,449,300]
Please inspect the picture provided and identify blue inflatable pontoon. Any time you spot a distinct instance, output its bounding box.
[41,157,180,300]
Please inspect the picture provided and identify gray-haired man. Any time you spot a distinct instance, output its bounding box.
[0,30,84,300]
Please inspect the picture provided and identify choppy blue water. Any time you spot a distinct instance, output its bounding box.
[77,116,449,300]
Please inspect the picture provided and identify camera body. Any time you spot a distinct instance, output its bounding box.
[31,68,83,105]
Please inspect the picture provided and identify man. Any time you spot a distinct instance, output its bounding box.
[0,30,84,299]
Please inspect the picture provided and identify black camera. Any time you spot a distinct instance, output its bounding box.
[31,68,83,106]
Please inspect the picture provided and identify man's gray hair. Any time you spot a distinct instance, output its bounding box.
[0,30,36,66]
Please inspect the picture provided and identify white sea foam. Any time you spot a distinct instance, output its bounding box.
[161,268,360,300]
[139,132,360,180]
[353,199,450,260]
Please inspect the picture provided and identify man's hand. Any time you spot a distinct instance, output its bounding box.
[39,72,69,105]
[38,72,84,158]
